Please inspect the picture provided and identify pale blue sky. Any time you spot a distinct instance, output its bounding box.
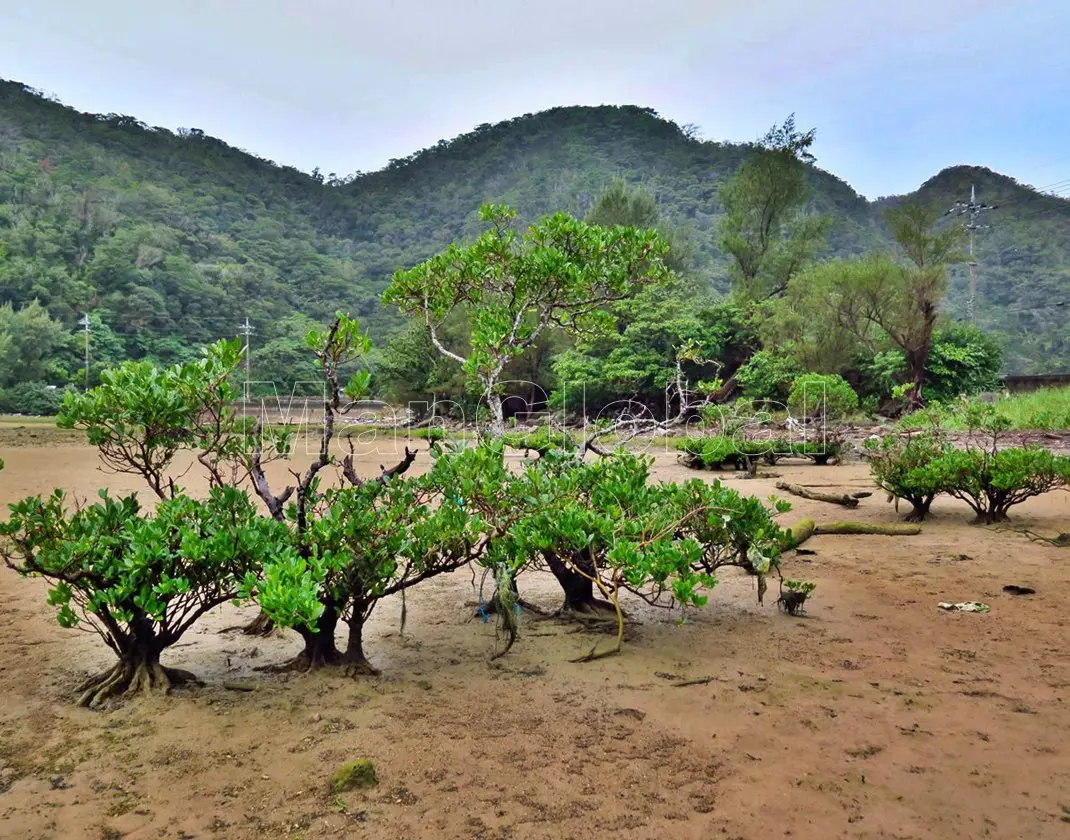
[1,0,1067,198]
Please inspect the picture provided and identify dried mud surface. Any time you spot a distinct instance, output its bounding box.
[1,439,1069,839]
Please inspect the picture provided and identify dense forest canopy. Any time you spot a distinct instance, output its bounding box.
[1,78,1068,406]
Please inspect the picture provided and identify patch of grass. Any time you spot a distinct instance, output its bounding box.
[0,414,58,425]
[330,758,378,793]
[337,424,447,442]
[899,387,1070,431]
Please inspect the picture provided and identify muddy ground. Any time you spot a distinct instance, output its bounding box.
[1,433,1069,839]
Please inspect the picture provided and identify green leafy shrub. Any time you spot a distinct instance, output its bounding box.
[0,381,68,416]
[788,373,859,422]
[866,431,953,521]
[676,436,773,470]
[923,324,1003,403]
[0,486,287,707]
[929,445,1070,524]
[778,579,816,615]
[251,456,482,674]
[676,436,841,469]
[733,350,802,402]
[501,425,578,456]
[447,445,789,658]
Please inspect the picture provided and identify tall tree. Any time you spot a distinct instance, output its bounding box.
[771,203,965,409]
[383,204,673,434]
[717,115,827,301]
[880,202,966,406]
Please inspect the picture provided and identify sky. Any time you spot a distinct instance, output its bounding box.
[1,0,1068,199]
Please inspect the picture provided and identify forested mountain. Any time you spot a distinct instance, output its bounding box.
[1,78,1067,390]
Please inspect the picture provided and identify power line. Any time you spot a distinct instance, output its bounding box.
[945,184,995,324]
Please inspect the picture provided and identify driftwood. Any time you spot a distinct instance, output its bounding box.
[782,517,921,549]
[781,518,816,550]
[776,482,859,508]
[813,522,921,536]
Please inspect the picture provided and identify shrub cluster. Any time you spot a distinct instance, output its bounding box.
[0,314,795,706]
[676,436,841,470]
[867,406,1070,523]
[787,373,859,422]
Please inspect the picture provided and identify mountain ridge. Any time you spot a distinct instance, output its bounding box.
[1,79,1067,376]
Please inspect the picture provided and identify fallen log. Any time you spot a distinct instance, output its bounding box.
[813,522,921,536]
[775,482,859,508]
[781,518,816,550]
[780,518,920,549]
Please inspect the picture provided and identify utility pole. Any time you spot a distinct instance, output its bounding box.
[946,185,996,324]
[238,317,254,394]
[77,313,91,391]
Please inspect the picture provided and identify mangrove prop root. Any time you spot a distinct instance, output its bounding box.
[775,482,859,508]
[569,643,622,663]
[776,590,809,615]
[220,611,277,636]
[813,522,922,536]
[255,649,342,674]
[342,659,381,678]
[76,662,201,709]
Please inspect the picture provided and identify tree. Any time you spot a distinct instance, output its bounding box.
[586,180,693,273]
[866,430,953,521]
[0,339,291,705]
[546,182,740,418]
[0,300,71,387]
[881,203,966,407]
[0,486,288,707]
[767,204,965,410]
[717,115,827,301]
[833,205,964,409]
[383,204,673,434]
[252,452,483,674]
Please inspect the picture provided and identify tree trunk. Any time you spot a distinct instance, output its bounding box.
[486,389,506,437]
[341,610,379,676]
[545,550,615,615]
[904,495,934,522]
[780,518,816,550]
[75,642,198,709]
[905,342,931,411]
[238,610,276,636]
[290,601,342,670]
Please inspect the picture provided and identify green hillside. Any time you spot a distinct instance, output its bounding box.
[1,78,1067,387]
[874,166,1070,373]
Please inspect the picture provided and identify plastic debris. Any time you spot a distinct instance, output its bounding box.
[938,601,990,613]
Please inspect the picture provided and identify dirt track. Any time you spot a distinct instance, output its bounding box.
[1,438,1069,839]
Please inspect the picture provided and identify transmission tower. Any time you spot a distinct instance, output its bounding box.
[77,313,92,391]
[946,185,996,324]
[238,316,254,393]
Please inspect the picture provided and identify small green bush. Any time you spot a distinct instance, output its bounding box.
[501,426,578,456]
[330,759,378,793]
[734,350,802,402]
[866,431,952,521]
[0,381,68,416]
[676,436,840,469]
[929,445,1070,524]
[788,374,858,422]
